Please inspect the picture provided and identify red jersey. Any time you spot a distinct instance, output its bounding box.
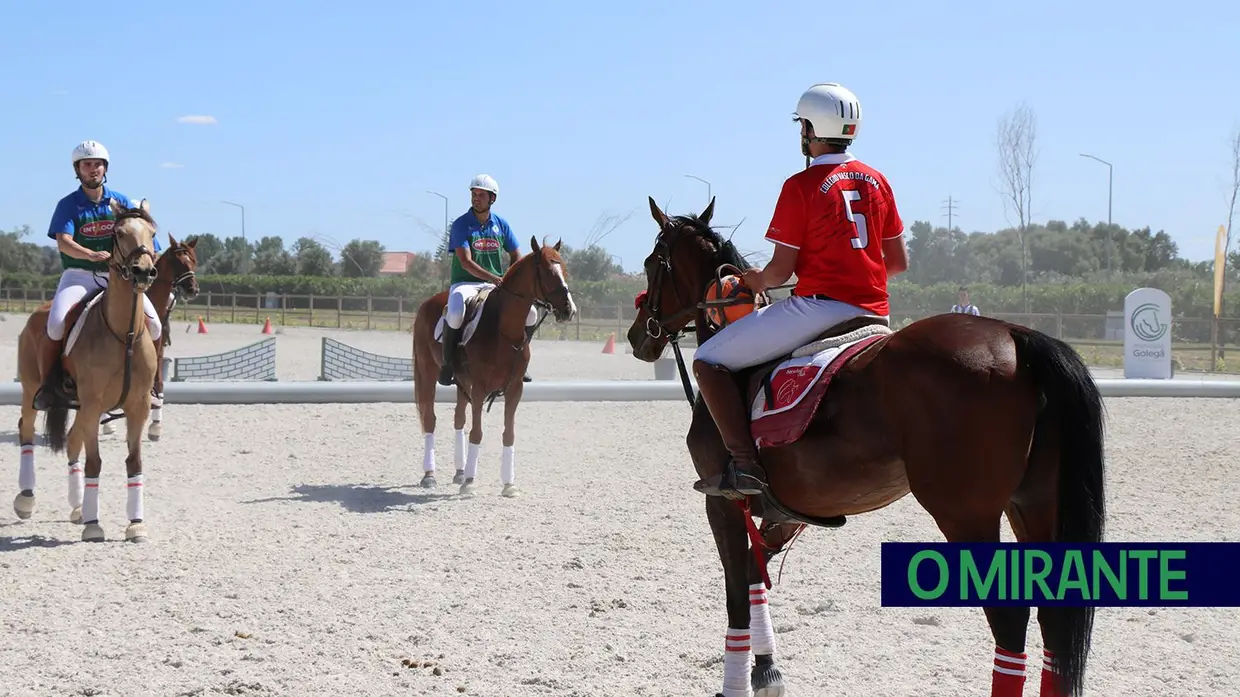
[763,152,904,316]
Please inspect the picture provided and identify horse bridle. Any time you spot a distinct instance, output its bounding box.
[96,222,159,425]
[639,221,764,404]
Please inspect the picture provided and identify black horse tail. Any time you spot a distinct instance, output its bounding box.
[43,406,70,455]
[1011,325,1106,697]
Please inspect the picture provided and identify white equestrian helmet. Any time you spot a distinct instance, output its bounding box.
[793,84,862,141]
[469,174,499,196]
[72,140,110,166]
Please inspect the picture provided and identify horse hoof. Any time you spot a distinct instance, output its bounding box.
[459,479,476,496]
[501,484,521,498]
[752,663,785,697]
[147,423,162,441]
[13,492,36,520]
[125,522,148,543]
[82,523,105,542]
[452,469,465,485]
[70,507,83,524]
[420,473,437,489]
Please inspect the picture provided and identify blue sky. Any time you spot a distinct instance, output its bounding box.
[2,1,1237,273]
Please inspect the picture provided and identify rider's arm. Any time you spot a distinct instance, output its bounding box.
[879,181,909,276]
[47,199,100,260]
[755,243,799,291]
[882,234,909,275]
[503,220,521,265]
[454,247,503,285]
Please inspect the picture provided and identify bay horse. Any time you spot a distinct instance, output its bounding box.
[627,197,1105,697]
[13,199,163,543]
[143,233,200,441]
[412,236,578,497]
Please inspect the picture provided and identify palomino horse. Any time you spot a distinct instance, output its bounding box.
[13,199,163,543]
[627,198,1105,697]
[143,234,200,441]
[412,236,578,497]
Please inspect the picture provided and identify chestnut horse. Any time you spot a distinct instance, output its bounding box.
[412,236,578,497]
[143,234,200,441]
[13,199,163,543]
[627,198,1105,697]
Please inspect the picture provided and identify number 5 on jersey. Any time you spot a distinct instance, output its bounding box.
[841,189,869,250]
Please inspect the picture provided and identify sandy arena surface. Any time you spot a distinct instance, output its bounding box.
[0,314,1237,696]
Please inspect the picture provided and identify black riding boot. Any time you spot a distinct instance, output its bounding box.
[690,361,767,499]
[438,325,460,387]
[522,324,536,382]
[31,338,70,411]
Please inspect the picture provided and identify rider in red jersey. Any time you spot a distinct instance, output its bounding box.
[690,82,910,499]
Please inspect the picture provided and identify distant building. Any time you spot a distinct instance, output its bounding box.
[379,252,417,276]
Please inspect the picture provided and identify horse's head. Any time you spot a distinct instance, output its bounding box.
[509,236,578,323]
[109,198,159,291]
[160,233,201,300]
[628,195,751,362]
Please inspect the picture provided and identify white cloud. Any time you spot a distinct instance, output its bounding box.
[176,115,218,125]
[159,162,185,169]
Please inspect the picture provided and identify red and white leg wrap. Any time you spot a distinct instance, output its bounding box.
[991,646,1027,697]
[721,627,752,697]
[127,474,144,521]
[67,460,84,509]
[748,583,777,655]
[1040,649,1063,697]
[82,477,100,524]
[19,443,35,491]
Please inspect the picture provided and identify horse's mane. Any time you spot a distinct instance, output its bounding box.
[115,206,157,229]
[665,213,752,272]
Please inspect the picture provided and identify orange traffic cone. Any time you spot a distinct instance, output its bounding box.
[602,332,616,354]
[197,316,208,334]
[262,317,273,334]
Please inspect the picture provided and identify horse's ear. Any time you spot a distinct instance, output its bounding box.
[138,198,150,213]
[554,238,562,251]
[109,198,126,216]
[187,236,197,248]
[168,232,178,248]
[699,196,716,226]
[648,196,668,230]
[530,235,541,253]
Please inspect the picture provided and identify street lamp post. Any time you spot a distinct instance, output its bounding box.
[684,174,712,205]
[1078,153,1113,274]
[220,200,247,274]
[427,191,450,282]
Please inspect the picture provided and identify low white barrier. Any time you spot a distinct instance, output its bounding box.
[0,378,1238,406]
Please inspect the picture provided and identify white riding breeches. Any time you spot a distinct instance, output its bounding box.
[47,267,162,342]
[693,294,880,371]
[446,281,538,330]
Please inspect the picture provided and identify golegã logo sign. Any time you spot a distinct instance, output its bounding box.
[1130,302,1168,343]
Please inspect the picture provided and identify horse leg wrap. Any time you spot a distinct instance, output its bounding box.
[82,477,101,524]
[422,433,435,472]
[1039,649,1064,697]
[500,446,515,485]
[748,584,776,655]
[454,430,465,471]
[67,460,84,509]
[150,393,163,424]
[127,474,144,522]
[464,443,481,480]
[991,646,1027,697]
[19,443,35,492]
[721,627,752,697]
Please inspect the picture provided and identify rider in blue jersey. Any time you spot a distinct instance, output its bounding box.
[32,140,164,411]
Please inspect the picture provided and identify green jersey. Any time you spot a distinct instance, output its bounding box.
[447,210,518,285]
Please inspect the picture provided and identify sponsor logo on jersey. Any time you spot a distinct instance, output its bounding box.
[80,220,115,238]
[472,237,500,252]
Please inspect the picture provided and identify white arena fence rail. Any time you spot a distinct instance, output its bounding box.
[1,378,1239,407]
